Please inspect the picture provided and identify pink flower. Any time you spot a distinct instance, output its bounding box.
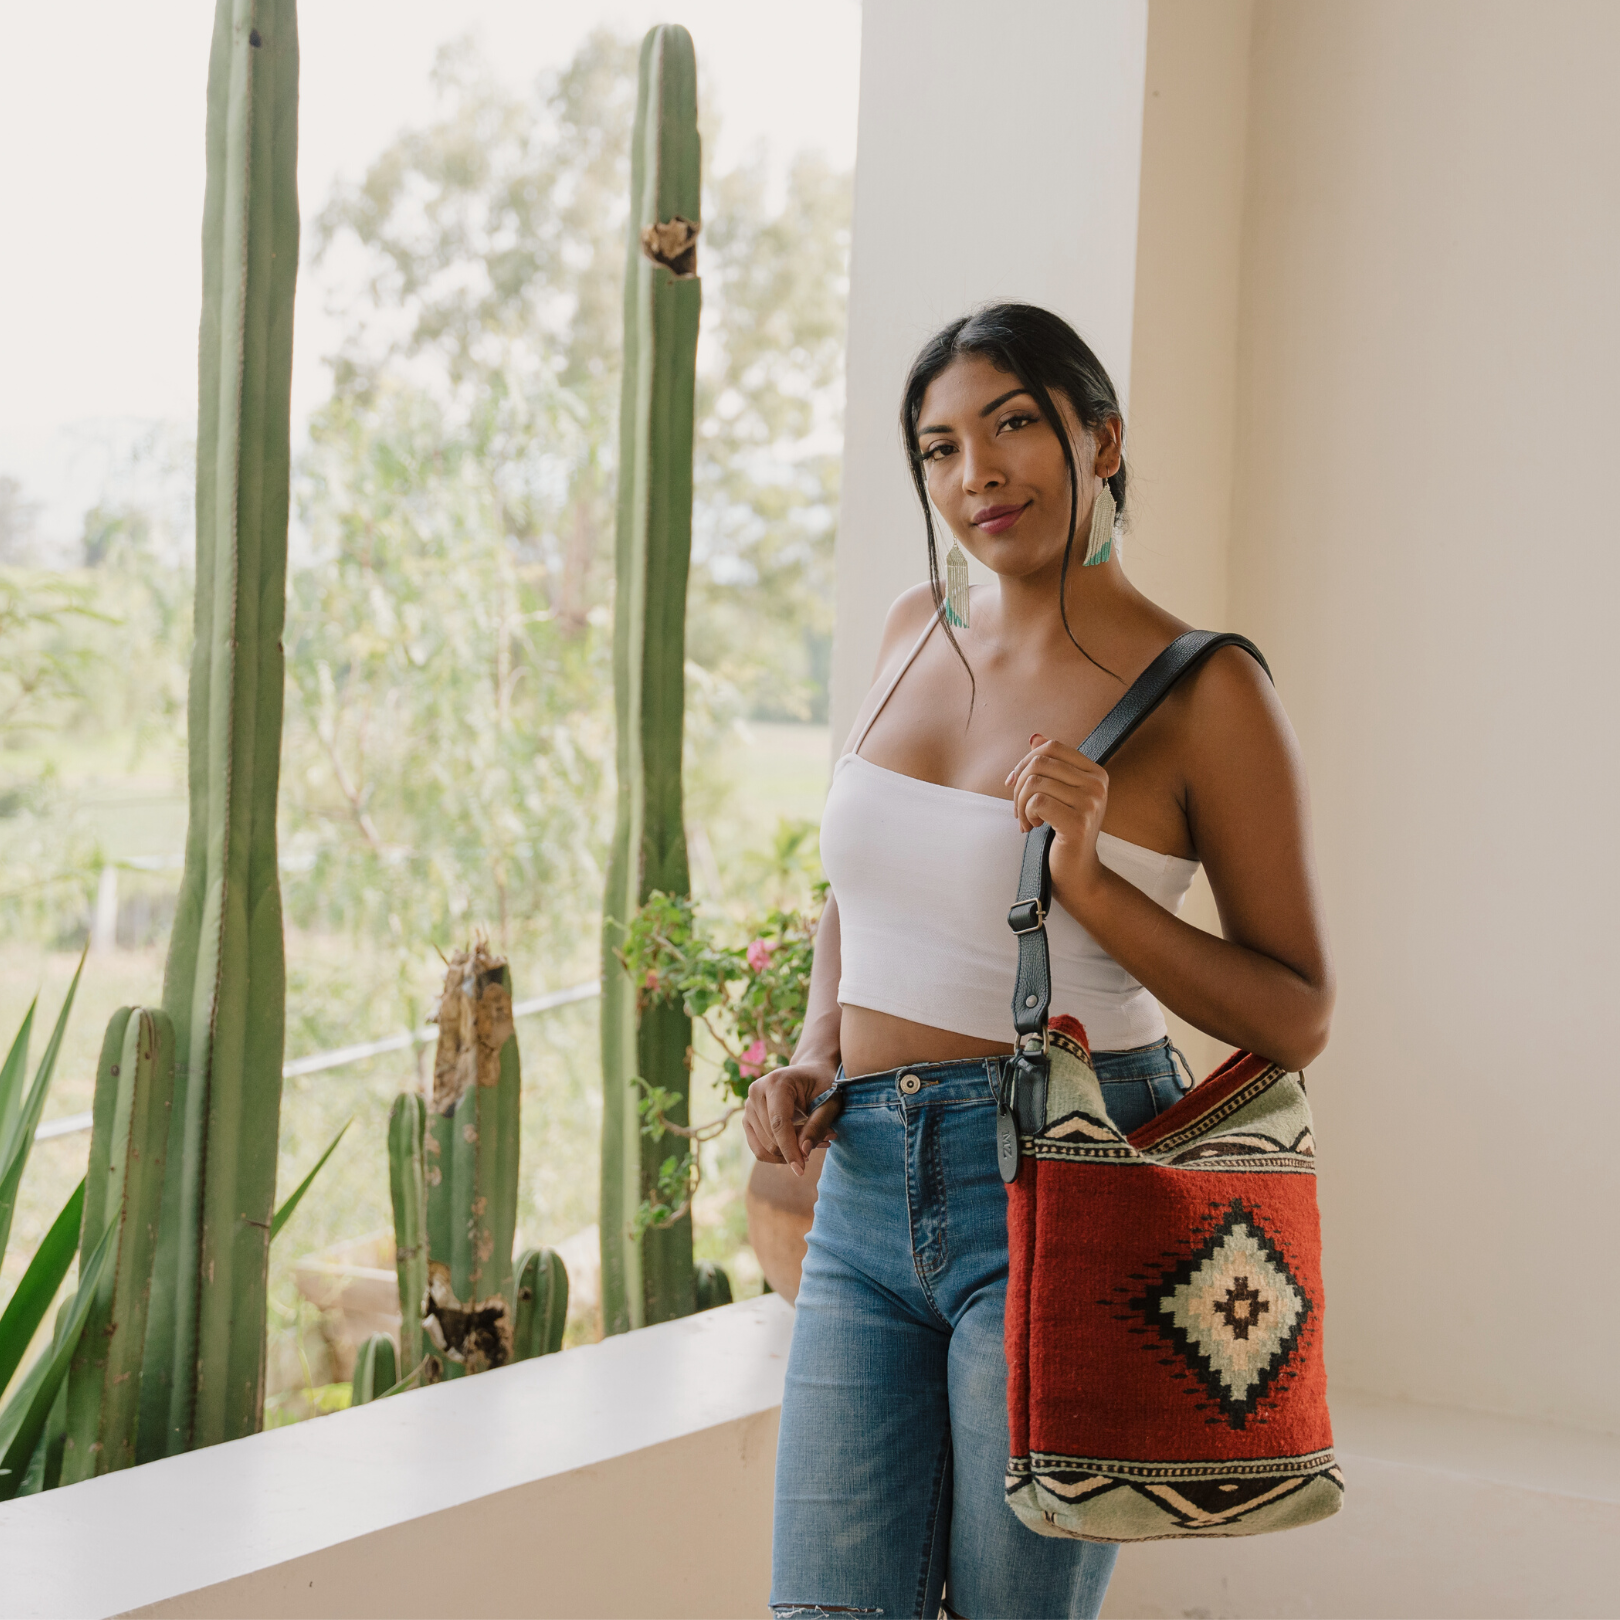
[746,938,774,973]
[738,1039,768,1079]
[644,969,660,992]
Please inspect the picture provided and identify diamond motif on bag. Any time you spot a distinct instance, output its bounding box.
[1132,1199,1313,1429]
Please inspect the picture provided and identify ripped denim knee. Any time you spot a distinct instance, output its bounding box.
[770,1606,885,1617]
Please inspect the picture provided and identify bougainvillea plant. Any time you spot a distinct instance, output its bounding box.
[617,886,822,1232]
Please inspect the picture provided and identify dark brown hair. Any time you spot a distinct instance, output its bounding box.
[901,303,1126,687]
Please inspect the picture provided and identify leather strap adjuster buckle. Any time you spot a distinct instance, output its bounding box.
[1007,898,1045,935]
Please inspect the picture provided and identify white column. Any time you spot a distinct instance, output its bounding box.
[830,0,1149,750]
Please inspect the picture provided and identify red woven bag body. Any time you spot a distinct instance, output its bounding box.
[1002,1017,1341,1541]
[995,632,1341,1542]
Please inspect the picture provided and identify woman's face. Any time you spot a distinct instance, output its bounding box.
[915,354,1121,581]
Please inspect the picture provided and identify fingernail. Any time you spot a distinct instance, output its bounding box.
[792,1161,804,1177]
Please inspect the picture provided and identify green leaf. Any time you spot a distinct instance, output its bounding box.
[0,999,37,1156]
[0,1180,84,1402]
[0,1216,113,1498]
[269,1118,352,1243]
[0,952,86,1267]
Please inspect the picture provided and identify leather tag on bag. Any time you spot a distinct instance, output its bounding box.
[997,1107,1020,1183]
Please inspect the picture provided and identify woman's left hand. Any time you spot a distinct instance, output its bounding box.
[1005,734,1111,912]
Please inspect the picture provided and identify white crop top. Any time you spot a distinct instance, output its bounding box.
[820,617,1199,1052]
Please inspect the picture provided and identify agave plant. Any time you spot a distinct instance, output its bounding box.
[0,957,85,1286]
[0,960,118,1499]
[0,972,345,1496]
[0,1225,114,1500]
[0,967,86,1404]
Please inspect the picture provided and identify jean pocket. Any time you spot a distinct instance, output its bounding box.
[1148,1072,1186,1116]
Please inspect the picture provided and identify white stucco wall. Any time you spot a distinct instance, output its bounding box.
[1215,0,1620,1433]
[837,0,1620,1440]
[829,0,1148,748]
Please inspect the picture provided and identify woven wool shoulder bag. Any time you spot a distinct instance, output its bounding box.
[997,631,1343,1542]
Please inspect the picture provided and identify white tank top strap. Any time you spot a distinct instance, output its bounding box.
[849,611,943,759]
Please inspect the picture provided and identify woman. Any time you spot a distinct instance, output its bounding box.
[747,304,1334,1620]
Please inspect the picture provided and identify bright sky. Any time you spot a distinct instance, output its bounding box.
[0,1,861,552]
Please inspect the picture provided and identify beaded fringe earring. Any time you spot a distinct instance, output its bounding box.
[944,539,970,628]
[1082,480,1117,568]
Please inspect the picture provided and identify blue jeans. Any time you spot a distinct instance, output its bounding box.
[771,1039,1188,1619]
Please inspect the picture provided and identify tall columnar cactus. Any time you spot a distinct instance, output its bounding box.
[422,943,521,1378]
[140,0,300,1458]
[60,1009,175,1483]
[600,23,703,1337]
[512,1246,569,1360]
[350,1333,397,1407]
[388,1093,428,1378]
[388,986,566,1389]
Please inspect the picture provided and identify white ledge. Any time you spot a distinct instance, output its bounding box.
[7,1298,1615,1620]
[0,1294,795,1619]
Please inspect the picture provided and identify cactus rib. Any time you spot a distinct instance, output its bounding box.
[350,1333,398,1407]
[600,22,703,1336]
[143,0,300,1458]
[512,1247,569,1360]
[388,1093,429,1378]
[61,1009,176,1484]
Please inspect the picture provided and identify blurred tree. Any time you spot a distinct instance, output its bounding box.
[310,30,850,715]
[0,574,112,940]
[284,384,608,1006]
[283,30,852,1020]
[0,478,42,566]
[695,151,848,721]
[311,34,639,639]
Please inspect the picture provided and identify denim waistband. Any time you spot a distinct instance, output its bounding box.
[813,1035,1181,1113]
[1090,1034,1186,1082]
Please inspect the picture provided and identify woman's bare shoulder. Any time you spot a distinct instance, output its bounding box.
[1175,640,1302,792]
[1186,641,1287,727]
[871,583,940,677]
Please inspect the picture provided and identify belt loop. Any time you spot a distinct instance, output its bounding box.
[1168,1042,1196,1093]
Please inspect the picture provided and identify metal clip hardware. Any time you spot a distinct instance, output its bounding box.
[1007,898,1045,935]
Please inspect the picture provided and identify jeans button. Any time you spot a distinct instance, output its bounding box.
[898,1073,921,1095]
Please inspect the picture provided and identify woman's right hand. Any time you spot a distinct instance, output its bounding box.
[743,1059,844,1176]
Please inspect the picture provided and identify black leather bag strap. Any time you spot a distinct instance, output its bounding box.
[1078,630,1271,767]
[1008,631,1271,1048]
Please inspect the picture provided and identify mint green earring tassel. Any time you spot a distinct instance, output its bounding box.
[945,541,970,627]
[1082,482,1116,568]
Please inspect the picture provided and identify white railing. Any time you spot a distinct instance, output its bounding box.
[33,981,601,1143]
